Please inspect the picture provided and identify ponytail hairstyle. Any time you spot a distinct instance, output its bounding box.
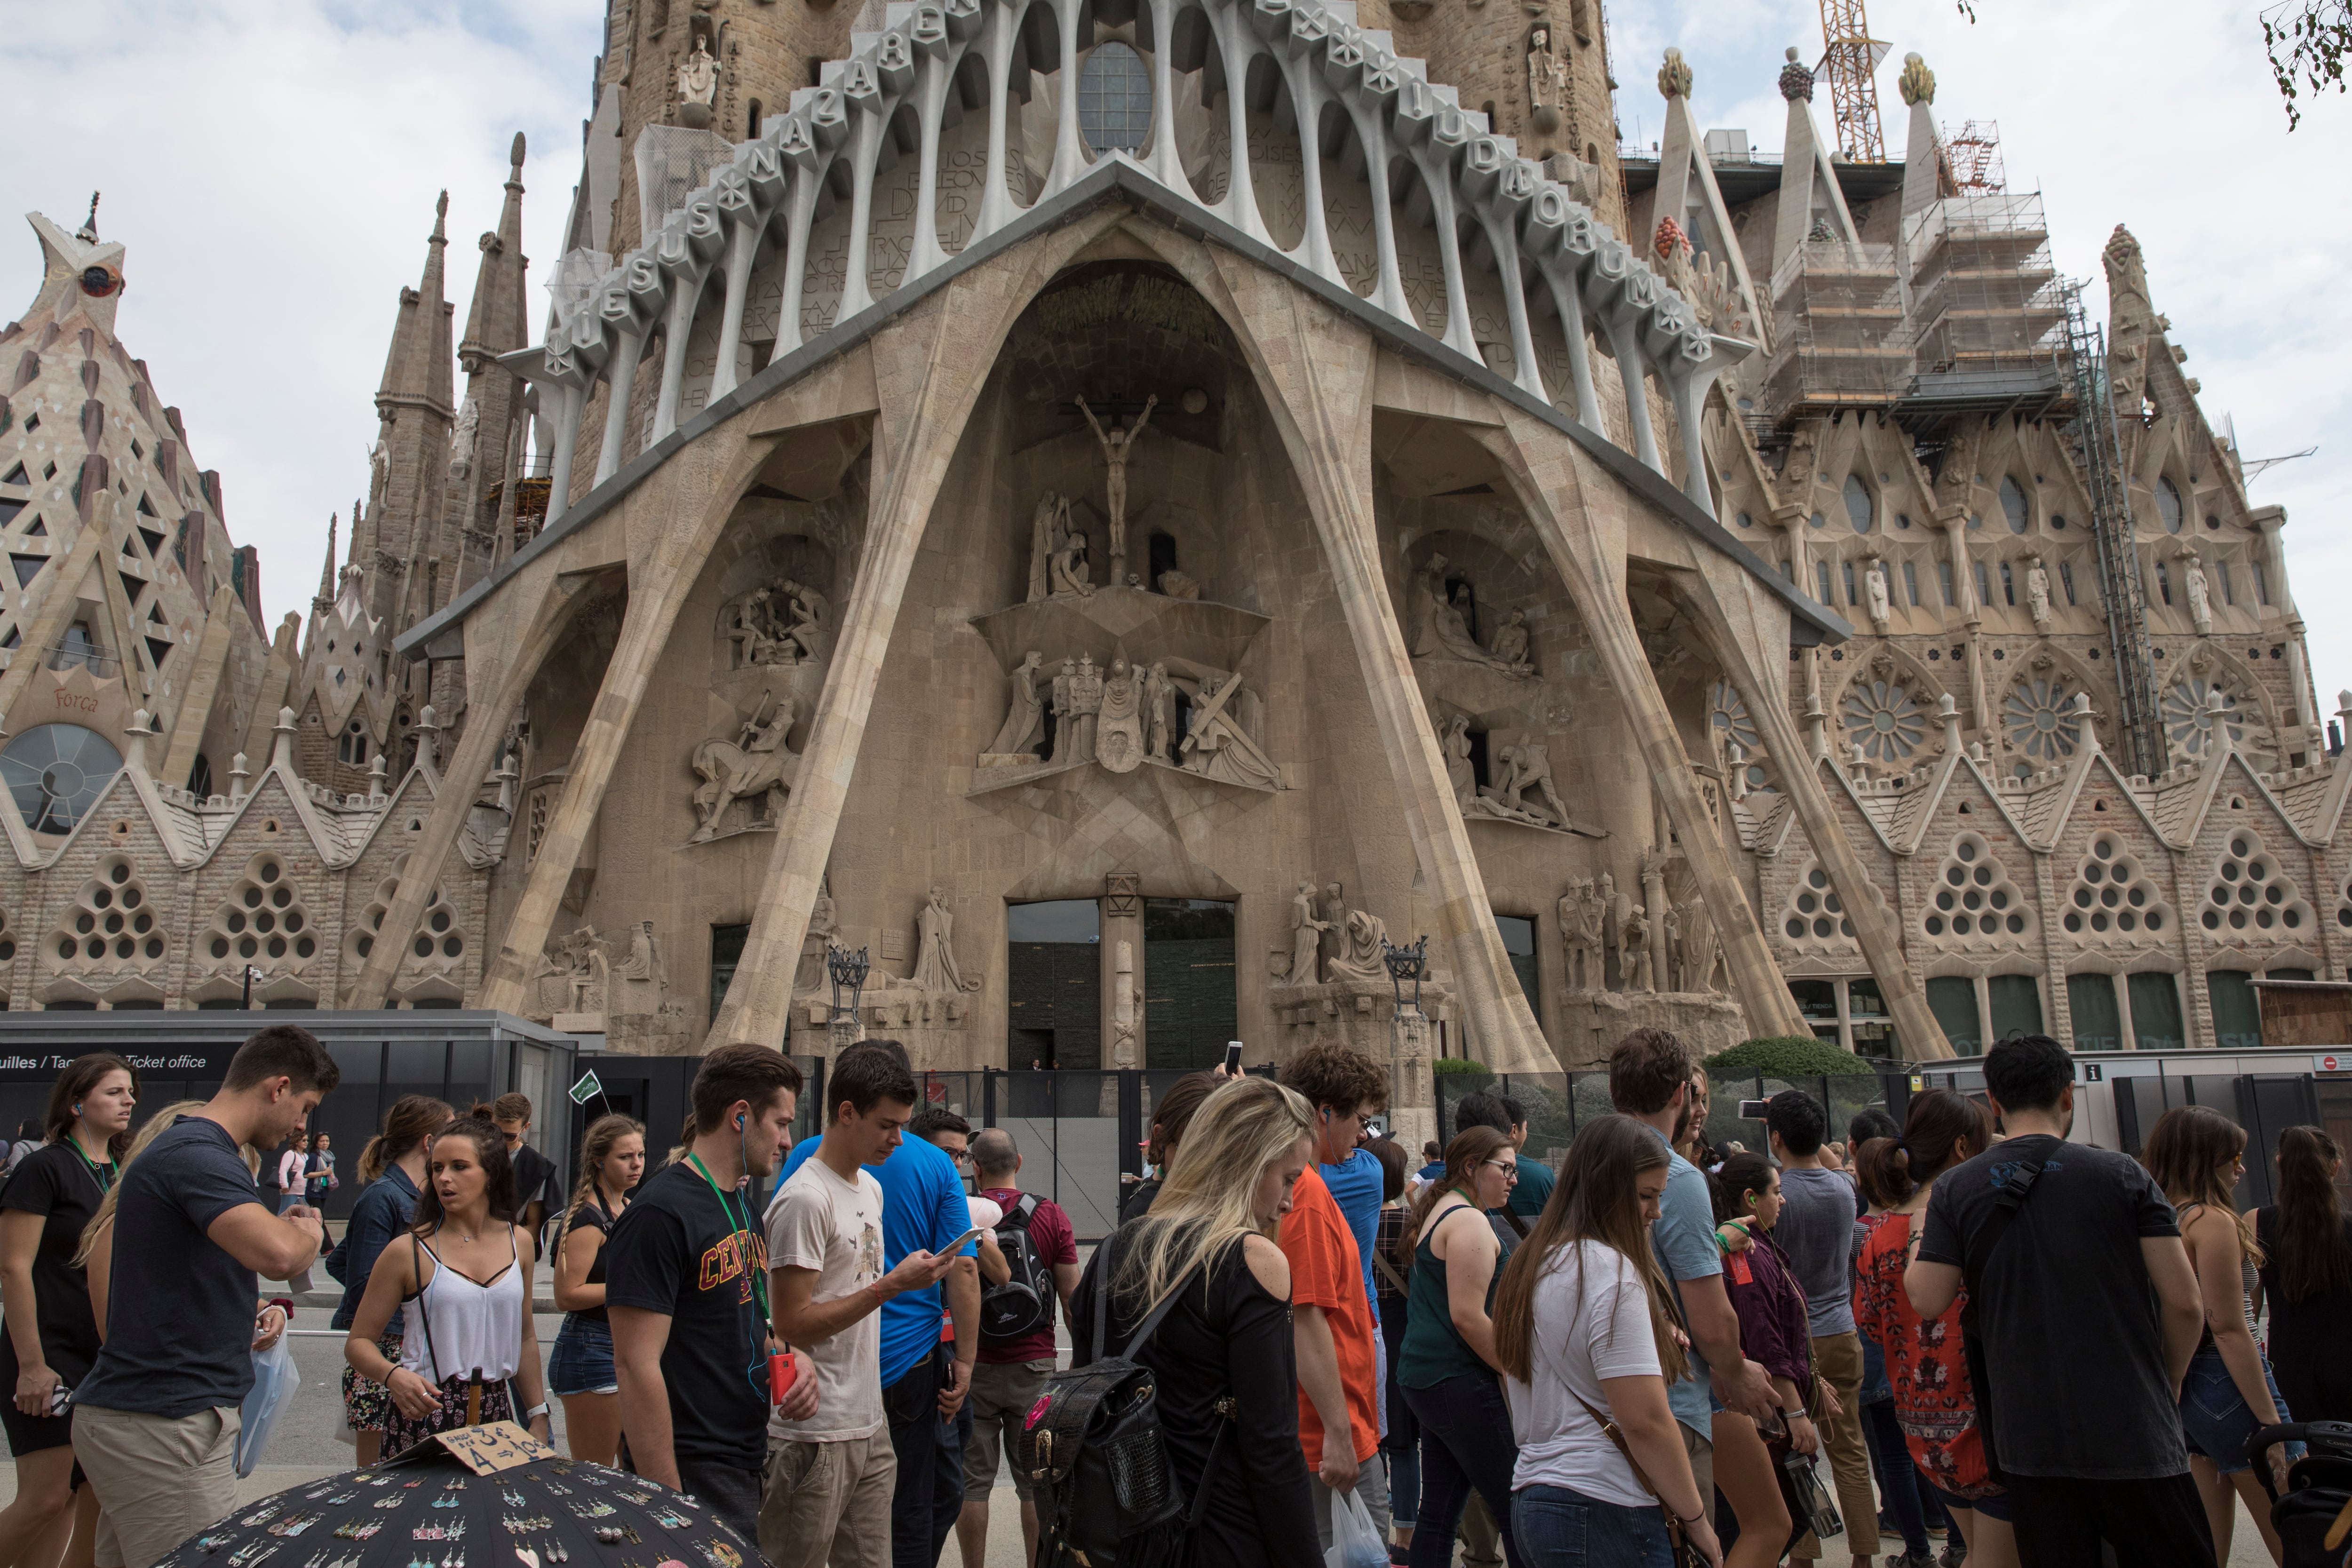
[410,1116,518,1234]
[1492,1114,1687,1386]
[359,1096,454,1185]
[74,1099,207,1267]
[556,1114,646,1252]
[44,1053,138,1161]
[1399,1125,1512,1255]
[1855,1088,1992,1208]
[2272,1125,2351,1304]
[1710,1151,1777,1226]
[2143,1105,2264,1265]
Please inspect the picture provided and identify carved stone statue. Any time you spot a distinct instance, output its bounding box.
[538,925,611,1017]
[1069,654,1104,764]
[795,876,836,994]
[612,920,667,987]
[1096,656,1145,772]
[1027,492,1061,603]
[1497,737,1569,827]
[1322,882,1348,977]
[1578,880,1607,988]
[1049,524,1094,598]
[690,689,800,840]
[1441,715,1478,808]
[1677,896,1720,995]
[1527,26,1567,135]
[1287,881,1330,987]
[1076,395,1155,578]
[730,579,827,669]
[1157,569,1200,601]
[1489,609,1534,673]
[677,35,719,126]
[1142,661,1175,762]
[449,394,481,481]
[1326,907,1391,985]
[1865,558,1892,629]
[2182,551,2212,633]
[777,579,827,663]
[913,885,981,994]
[1662,907,1685,993]
[1620,903,1653,993]
[1657,45,1693,100]
[1597,871,1622,987]
[1558,878,1602,991]
[1410,554,1526,674]
[1180,672,1280,788]
[2026,557,2052,627]
[986,650,1045,758]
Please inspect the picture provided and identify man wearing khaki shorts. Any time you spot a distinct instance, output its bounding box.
[72,1027,339,1568]
[957,1130,1082,1568]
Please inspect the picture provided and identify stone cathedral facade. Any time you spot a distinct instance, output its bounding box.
[0,0,2333,1094]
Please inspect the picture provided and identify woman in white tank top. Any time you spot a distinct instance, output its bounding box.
[343,1117,552,1455]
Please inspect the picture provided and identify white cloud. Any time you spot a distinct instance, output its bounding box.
[5,0,2348,718]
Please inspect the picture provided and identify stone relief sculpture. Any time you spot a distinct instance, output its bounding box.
[1049,526,1095,597]
[1287,881,1331,987]
[1864,558,1891,630]
[1677,896,1721,995]
[676,35,718,126]
[1441,715,1480,808]
[1490,610,1533,672]
[1026,493,1063,603]
[1620,903,1653,992]
[534,925,611,1019]
[1142,661,1175,762]
[1097,657,1145,772]
[690,689,800,840]
[1069,654,1104,764]
[1049,657,1076,763]
[1662,907,1685,993]
[984,650,1045,759]
[1527,25,1567,134]
[1410,554,1531,674]
[1180,672,1280,788]
[2182,551,2212,633]
[1156,569,1200,600]
[449,394,481,481]
[794,876,836,994]
[2026,557,2052,628]
[1488,737,1570,827]
[612,919,667,987]
[1076,394,1155,579]
[912,885,982,995]
[1559,878,1604,991]
[1325,907,1391,984]
[729,579,829,668]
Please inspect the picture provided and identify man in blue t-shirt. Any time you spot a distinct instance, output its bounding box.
[1607,1027,1777,1511]
[75,1026,341,1568]
[780,1042,978,1568]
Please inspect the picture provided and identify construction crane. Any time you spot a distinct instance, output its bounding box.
[1818,0,1890,163]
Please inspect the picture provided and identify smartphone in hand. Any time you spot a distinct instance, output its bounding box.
[1224,1041,1244,1075]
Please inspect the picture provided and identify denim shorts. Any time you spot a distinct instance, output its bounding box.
[548,1314,618,1396]
[1928,1481,2010,1523]
[2179,1345,2301,1476]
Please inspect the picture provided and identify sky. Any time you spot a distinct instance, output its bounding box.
[3,0,2348,703]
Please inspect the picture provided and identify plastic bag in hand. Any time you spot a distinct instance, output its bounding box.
[235,1337,301,1477]
[1324,1486,1387,1568]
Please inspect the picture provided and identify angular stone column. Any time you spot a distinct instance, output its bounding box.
[476,439,786,1012]
[707,214,1127,1051]
[1478,410,1810,1041]
[346,565,592,1006]
[1198,254,1553,1076]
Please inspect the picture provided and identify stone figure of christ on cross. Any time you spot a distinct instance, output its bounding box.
[1076,394,1156,579]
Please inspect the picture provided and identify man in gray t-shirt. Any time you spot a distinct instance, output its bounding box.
[1766,1091,1878,1565]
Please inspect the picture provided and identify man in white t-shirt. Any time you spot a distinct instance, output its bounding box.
[764,1045,956,1568]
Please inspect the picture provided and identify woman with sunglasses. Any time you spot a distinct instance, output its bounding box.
[1397,1125,1528,1568]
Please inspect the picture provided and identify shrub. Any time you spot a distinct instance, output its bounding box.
[1432,1057,1494,1076]
[1703,1035,1877,1080]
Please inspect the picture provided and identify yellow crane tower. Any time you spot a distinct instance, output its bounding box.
[1818,0,1891,162]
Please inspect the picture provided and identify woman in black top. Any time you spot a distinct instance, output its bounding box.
[548,1113,645,1463]
[0,1053,136,1563]
[2255,1125,2352,1424]
[1067,1075,1321,1568]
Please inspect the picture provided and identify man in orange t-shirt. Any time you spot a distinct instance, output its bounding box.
[1278,1043,1391,1552]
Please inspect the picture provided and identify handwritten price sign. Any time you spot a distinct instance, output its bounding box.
[434,1421,556,1476]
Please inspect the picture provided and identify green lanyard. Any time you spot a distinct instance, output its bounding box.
[684,1154,770,1326]
[66,1139,117,1198]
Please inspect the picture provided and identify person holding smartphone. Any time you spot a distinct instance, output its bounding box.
[0,1053,138,1568]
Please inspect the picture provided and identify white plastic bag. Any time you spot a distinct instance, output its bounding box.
[235,1337,301,1477]
[1325,1486,1386,1568]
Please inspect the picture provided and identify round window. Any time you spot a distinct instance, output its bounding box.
[1078,42,1152,153]
[0,725,124,835]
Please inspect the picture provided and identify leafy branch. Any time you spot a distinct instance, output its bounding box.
[2265,0,2351,126]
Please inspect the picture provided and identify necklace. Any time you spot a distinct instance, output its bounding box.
[65,1134,117,1198]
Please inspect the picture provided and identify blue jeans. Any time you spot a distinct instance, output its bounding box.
[1511,1485,1672,1568]
[1403,1372,1526,1568]
[1861,1397,1932,1555]
[2179,1345,2301,1476]
[1380,1301,1419,1528]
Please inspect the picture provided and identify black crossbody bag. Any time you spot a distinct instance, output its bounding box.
[1956,1144,2054,1480]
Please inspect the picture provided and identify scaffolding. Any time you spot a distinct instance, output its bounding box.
[1756,240,1910,421]
[1896,190,2071,432]
[1819,0,1890,162]
[2063,281,2166,779]
[1941,120,2006,192]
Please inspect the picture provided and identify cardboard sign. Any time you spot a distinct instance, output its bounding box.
[434,1421,557,1475]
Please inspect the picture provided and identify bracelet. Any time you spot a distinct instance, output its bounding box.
[524,1403,549,1421]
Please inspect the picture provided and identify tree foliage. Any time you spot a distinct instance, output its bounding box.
[1703,1035,1879,1080]
[2265,0,2352,126]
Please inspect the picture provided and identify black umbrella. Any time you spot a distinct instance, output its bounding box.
[155,1442,753,1568]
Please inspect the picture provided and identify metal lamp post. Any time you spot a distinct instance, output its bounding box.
[826,942,871,1053]
[1381,934,1429,1132]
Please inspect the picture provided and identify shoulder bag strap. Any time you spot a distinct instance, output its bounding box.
[1571,1391,1698,1562]
[1117,1254,1211,1361]
[1955,1144,2052,1477]
[1371,1246,1409,1296]
[405,1233,444,1383]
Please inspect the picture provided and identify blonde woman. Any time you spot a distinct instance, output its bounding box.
[547,1114,645,1464]
[1065,1075,1321,1568]
[73,1101,210,1336]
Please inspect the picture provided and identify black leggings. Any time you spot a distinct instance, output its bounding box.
[1402,1371,1525,1568]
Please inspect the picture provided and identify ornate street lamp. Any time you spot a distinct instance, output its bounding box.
[1380,934,1429,1136]
[826,942,871,1044]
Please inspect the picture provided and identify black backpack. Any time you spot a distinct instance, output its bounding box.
[978,1194,1055,1346]
[1019,1242,1231,1568]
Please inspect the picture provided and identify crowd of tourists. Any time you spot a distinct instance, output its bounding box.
[0,1021,2348,1568]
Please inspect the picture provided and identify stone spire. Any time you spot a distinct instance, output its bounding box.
[459,137,529,374]
[315,514,338,609]
[376,192,455,422]
[363,192,458,638]
[1899,54,1944,218]
[1772,45,1861,271]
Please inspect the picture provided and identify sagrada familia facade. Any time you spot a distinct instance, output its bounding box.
[0,0,2335,1107]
